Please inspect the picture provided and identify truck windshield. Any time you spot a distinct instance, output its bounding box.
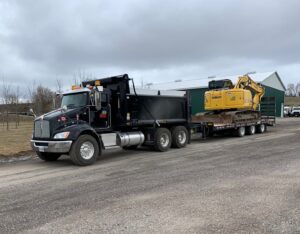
[61,92,88,109]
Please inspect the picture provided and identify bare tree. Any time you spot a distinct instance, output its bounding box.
[286,82,300,96]
[73,70,94,85]
[1,81,11,130]
[34,85,55,115]
[56,79,62,94]
[14,86,20,128]
[55,78,63,108]
[27,80,36,108]
[296,83,300,96]
[286,83,296,96]
[27,82,55,115]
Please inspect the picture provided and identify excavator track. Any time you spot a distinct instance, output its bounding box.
[192,110,260,125]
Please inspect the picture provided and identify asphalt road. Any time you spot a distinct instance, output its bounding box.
[0,118,300,233]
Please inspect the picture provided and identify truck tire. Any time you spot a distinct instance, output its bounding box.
[37,152,61,161]
[154,128,172,152]
[236,126,246,137]
[246,125,256,135]
[69,134,100,166]
[171,126,188,148]
[257,124,266,133]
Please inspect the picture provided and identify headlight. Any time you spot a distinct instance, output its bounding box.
[54,132,70,139]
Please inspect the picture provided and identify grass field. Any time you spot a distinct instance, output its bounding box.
[0,120,33,156]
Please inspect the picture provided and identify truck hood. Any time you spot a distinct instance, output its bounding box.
[35,108,82,121]
[33,107,88,139]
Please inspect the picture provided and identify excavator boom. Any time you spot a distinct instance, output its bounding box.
[234,75,265,110]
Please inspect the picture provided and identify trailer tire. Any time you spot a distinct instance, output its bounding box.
[257,124,266,133]
[246,125,256,135]
[37,152,61,161]
[171,126,188,148]
[236,126,246,137]
[69,134,100,166]
[154,128,171,152]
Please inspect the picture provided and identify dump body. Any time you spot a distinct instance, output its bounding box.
[126,94,188,126]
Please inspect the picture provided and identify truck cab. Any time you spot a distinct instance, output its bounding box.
[31,74,190,166]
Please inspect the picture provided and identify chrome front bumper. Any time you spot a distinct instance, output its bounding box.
[31,140,73,153]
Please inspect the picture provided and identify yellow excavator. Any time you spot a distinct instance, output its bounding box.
[193,75,265,125]
[205,75,265,111]
[192,75,272,137]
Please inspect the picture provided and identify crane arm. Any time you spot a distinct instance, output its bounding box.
[234,75,265,110]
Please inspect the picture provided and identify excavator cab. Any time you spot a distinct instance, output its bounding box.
[208,79,234,90]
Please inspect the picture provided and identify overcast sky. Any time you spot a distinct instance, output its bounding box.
[1,0,300,91]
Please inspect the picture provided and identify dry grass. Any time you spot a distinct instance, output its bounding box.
[285,96,300,106]
[0,120,33,156]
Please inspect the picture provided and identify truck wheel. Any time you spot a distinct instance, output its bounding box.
[171,126,188,148]
[236,126,245,137]
[37,152,61,161]
[154,128,171,152]
[246,125,256,135]
[69,135,100,166]
[257,124,266,133]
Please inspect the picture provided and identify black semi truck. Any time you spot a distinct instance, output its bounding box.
[31,74,274,166]
[31,74,192,165]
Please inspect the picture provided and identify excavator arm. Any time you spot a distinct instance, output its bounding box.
[234,75,265,110]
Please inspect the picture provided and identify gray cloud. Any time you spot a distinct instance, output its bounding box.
[1,0,300,89]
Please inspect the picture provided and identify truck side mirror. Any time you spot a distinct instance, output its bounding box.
[94,91,102,111]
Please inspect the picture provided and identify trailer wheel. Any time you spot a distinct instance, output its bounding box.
[69,134,100,166]
[171,126,188,148]
[257,124,266,133]
[154,128,171,152]
[236,126,246,137]
[246,125,256,135]
[37,152,61,161]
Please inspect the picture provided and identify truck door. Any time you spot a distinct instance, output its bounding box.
[90,91,111,128]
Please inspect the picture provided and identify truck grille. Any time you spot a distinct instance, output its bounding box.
[34,120,50,138]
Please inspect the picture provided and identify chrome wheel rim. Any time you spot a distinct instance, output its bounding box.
[260,124,265,132]
[160,133,170,148]
[177,131,187,144]
[250,126,255,134]
[80,141,95,160]
[240,127,245,136]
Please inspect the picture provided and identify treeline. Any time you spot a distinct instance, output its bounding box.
[285,83,300,96]
[0,71,93,130]
[1,81,59,130]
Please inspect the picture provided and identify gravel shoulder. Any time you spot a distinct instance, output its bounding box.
[0,118,299,233]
